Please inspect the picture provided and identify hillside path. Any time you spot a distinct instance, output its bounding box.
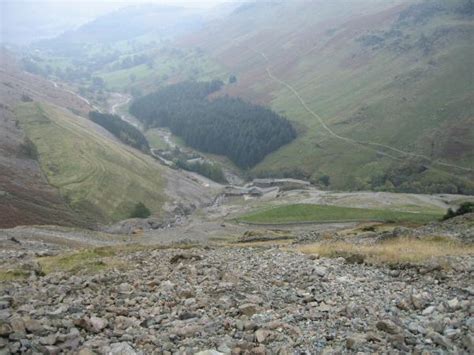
[253,48,472,173]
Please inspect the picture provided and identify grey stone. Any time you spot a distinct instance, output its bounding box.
[239,304,259,317]
[428,331,452,349]
[422,306,435,315]
[447,298,460,311]
[255,329,272,344]
[346,333,366,350]
[107,342,138,355]
[376,320,401,334]
[313,266,328,277]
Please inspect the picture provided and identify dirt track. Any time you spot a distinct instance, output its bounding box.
[251,47,473,174]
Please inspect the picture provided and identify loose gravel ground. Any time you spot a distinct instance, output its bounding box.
[1,246,472,354]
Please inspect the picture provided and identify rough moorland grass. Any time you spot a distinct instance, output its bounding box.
[15,102,167,223]
[0,269,30,281]
[238,204,442,225]
[38,243,202,276]
[39,248,119,275]
[298,236,474,265]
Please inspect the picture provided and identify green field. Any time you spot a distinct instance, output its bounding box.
[237,204,442,225]
[15,102,167,223]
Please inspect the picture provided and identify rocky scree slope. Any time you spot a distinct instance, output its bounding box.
[1,247,473,354]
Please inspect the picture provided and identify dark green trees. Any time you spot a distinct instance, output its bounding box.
[129,81,296,169]
[89,111,149,153]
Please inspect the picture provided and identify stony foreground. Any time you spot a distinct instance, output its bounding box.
[1,247,473,354]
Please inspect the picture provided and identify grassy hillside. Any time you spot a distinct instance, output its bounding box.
[238,204,442,225]
[15,102,167,223]
[183,0,474,193]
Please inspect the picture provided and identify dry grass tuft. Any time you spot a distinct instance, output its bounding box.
[0,269,30,281]
[37,243,203,275]
[298,236,474,265]
[38,248,121,275]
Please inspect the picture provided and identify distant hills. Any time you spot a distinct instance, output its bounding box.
[35,5,205,52]
[0,0,121,45]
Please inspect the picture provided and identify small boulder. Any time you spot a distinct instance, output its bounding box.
[75,316,107,333]
[118,283,133,294]
[250,345,267,355]
[107,342,137,355]
[447,298,460,311]
[89,316,108,333]
[24,318,43,334]
[239,304,259,317]
[9,318,25,335]
[411,292,430,310]
[39,334,57,346]
[428,331,452,349]
[346,333,366,350]
[422,306,436,316]
[0,322,12,337]
[255,329,272,344]
[376,320,402,334]
[313,266,327,277]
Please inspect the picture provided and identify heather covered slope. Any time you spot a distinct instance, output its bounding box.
[182,0,474,193]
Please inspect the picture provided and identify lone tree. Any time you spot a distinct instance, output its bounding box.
[130,202,151,219]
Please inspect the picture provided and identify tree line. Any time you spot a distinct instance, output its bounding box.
[89,111,149,153]
[129,81,296,169]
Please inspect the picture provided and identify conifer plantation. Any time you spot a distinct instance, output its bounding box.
[130,81,296,168]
